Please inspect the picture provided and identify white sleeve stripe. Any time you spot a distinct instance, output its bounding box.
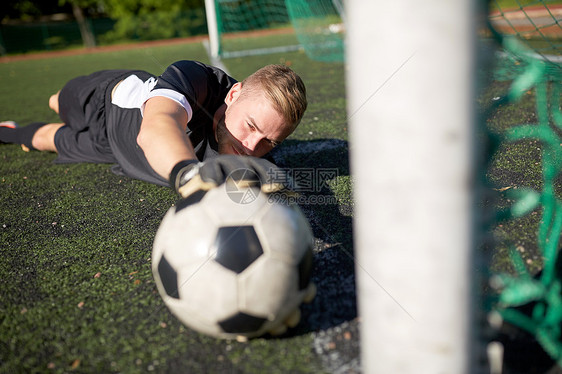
[112,75,152,110]
[143,89,193,123]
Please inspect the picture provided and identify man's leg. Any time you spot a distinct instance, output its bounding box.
[29,90,65,151]
[0,122,56,151]
[49,91,60,114]
[0,90,64,151]
[31,123,64,152]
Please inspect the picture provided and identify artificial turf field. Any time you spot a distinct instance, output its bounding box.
[0,35,559,373]
[0,39,355,373]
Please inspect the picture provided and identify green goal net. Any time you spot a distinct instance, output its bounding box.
[206,0,301,59]
[205,0,344,61]
[485,0,562,368]
[285,0,345,63]
[488,0,562,62]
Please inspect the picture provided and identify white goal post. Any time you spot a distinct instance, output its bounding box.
[204,0,303,60]
[204,0,221,59]
[347,0,478,372]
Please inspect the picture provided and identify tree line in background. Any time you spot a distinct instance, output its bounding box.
[0,0,206,50]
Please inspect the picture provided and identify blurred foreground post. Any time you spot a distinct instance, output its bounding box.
[204,0,220,59]
[346,0,477,372]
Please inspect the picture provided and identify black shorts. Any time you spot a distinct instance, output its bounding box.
[54,70,132,164]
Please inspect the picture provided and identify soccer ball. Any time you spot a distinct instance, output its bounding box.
[151,183,315,339]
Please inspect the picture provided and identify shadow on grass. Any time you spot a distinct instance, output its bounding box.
[269,138,357,335]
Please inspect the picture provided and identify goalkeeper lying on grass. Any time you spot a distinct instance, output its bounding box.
[0,60,307,194]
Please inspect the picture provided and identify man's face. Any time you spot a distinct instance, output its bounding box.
[215,83,292,158]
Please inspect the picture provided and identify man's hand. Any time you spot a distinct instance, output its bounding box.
[169,155,292,199]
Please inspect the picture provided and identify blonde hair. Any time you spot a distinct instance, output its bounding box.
[241,65,307,130]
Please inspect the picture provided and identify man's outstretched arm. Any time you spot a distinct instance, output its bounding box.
[137,96,196,180]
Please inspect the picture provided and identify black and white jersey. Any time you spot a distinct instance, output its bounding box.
[106,61,237,185]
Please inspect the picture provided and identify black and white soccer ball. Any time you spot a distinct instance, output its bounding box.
[152,184,315,339]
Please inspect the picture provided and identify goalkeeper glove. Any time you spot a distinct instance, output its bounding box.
[169,155,291,199]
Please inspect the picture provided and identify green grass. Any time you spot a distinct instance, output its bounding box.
[220,32,300,55]
[485,75,562,276]
[0,43,211,125]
